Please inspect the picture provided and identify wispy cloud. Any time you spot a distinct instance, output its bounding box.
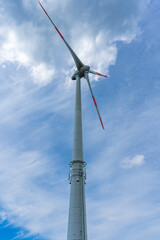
[0,146,68,240]
[120,155,145,169]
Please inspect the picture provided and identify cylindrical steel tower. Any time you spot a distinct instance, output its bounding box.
[67,75,87,240]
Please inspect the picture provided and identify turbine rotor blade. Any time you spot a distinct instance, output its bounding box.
[89,70,108,78]
[38,1,84,70]
[84,72,105,130]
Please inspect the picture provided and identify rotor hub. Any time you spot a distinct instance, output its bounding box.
[72,65,90,80]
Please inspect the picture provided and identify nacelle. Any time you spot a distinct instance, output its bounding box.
[72,65,90,80]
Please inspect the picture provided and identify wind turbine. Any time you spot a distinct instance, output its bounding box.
[38,1,107,239]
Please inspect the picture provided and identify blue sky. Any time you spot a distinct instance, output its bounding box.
[0,0,160,239]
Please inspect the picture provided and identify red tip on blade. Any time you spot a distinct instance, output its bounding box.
[38,1,64,40]
[96,72,101,76]
[100,117,105,130]
[55,26,64,39]
[92,95,97,107]
[92,95,104,129]
[96,72,108,78]
[38,1,48,16]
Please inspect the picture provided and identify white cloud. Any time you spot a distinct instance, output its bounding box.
[60,0,150,82]
[72,32,117,81]
[0,19,55,86]
[31,63,55,86]
[120,155,145,169]
[1,30,31,65]
[0,0,150,87]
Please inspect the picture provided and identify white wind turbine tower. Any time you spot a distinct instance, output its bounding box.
[38,2,107,239]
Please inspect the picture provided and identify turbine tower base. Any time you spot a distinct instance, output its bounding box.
[67,160,87,240]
